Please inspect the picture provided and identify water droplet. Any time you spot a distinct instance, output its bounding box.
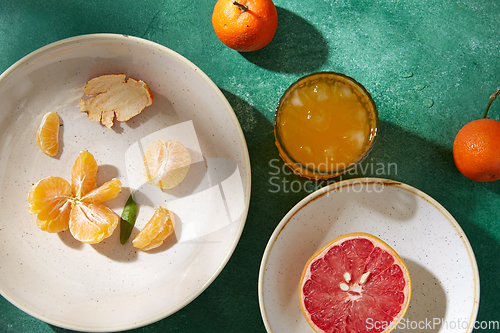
[423,99,434,108]
[399,70,413,78]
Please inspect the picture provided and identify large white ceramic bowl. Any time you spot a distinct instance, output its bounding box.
[0,34,251,331]
[259,178,479,333]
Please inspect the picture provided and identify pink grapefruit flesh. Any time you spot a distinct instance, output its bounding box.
[299,233,411,333]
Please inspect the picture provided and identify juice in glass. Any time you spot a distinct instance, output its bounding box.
[274,72,378,179]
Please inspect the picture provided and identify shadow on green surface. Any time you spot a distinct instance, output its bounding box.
[220,88,308,222]
[241,7,329,74]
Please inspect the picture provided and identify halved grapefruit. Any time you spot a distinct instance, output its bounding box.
[299,233,411,333]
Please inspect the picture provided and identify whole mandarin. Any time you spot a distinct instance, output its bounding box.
[212,0,278,52]
[453,118,500,182]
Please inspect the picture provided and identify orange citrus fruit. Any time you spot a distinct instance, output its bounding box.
[299,233,411,333]
[453,118,500,182]
[71,150,98,197]
[132,206,175,251]
[143,139,191,190]
[69,202,119,244]
[81,178,122,204]
[212,0,278,52]
[453,87,500,182]
[36,111,60,157]
[27,151,122,243]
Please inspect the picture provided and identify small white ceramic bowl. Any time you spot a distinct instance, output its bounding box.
[0,34,251,331]
[259,178,479,333]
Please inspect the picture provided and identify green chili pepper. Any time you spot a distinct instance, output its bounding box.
[120,193,138,244]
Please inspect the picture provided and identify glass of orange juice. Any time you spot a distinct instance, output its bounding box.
[274,72,378,179]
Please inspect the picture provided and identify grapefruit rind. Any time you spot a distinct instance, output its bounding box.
[298,232,411,333]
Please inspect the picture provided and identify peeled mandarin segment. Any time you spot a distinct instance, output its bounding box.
[81,178,122,204]
[36,202,71,233]
[36,111,60,157]
[28,176,72,233]
[155,139,191,190]
[28,176,72,215]
[143,139,191,190]
[132,206,175,251]
[299,233,411,333]
[69,203,119,244]
[143,138,167,184]
[71,151,98,198]
[79,74,153,128]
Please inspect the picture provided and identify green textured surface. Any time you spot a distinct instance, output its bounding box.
[1,0,500,332]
